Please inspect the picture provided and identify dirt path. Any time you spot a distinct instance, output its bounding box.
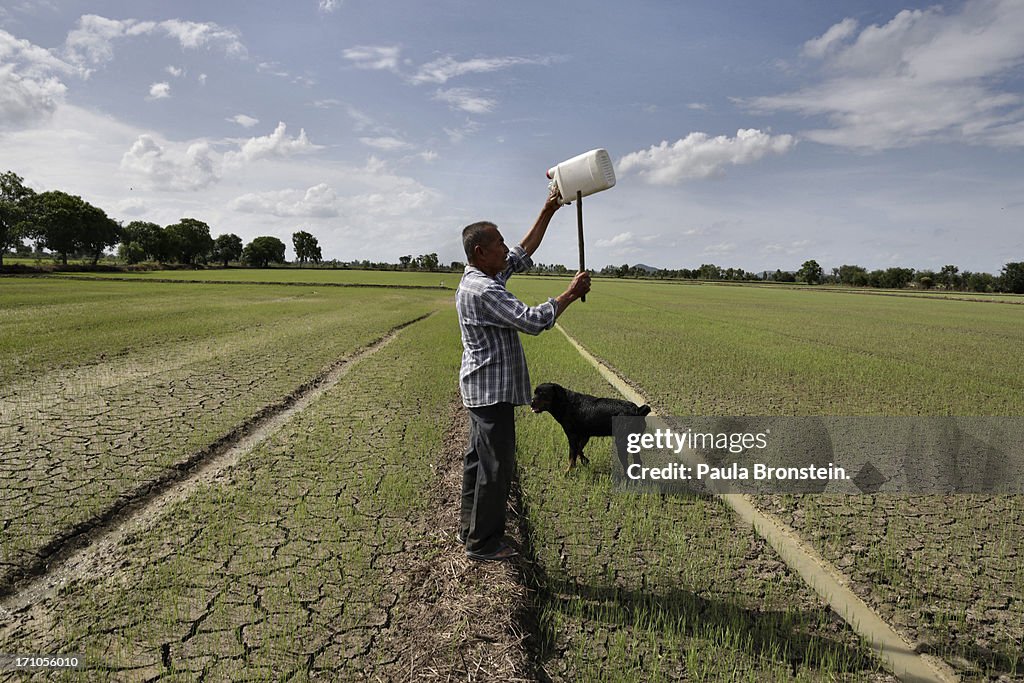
[376,399,536,681]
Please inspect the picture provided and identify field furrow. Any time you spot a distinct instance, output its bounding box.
[0,280,447,594]
[0,308,465,680]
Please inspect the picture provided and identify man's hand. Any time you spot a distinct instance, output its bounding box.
[544,186,564,213]
[568,270,590,299]
[554,270,591,318]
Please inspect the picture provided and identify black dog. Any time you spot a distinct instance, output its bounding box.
[530,383,651,471]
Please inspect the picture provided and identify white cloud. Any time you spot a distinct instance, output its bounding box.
[596,232,636,248]
[226,122,320,165]
[409,55,554,85]
[165,65,183,77]
[617,129,796,184]
[801,17,858,59]
[63,15,245,69]
[687,102,709,111]
[228,114,259,128]
[120,134,218,191]
[0,29,74,128]
[229,182,437,218]
[434,88,495,114]
[359,136,410,151]
[342,45,400,72]
[763,240,813,256]
[64,15,141,67]
[230,183,340,217]
[319,0,342,12]
[702,242,737,257]
[750,0,1024,149]
[148,81,170,99]
[113,197,148,216]
[158,19,246,56]
[444,120,482,144]
[2,101,450,263]
[0,63,67,128]
[118,122,318,190]
[311,98,342,109]
[256,61,289,78]
[197,73,207,85]
[0,28,77,76]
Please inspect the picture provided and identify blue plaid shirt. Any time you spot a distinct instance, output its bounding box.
[457,245,558,408]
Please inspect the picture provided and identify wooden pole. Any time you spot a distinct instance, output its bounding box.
[577,190,585,303]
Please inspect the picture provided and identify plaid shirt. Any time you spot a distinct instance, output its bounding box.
[457,245,557,407]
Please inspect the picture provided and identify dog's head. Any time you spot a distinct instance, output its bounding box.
[530,383,564,413]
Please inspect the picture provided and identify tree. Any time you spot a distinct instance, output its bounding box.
[211,233,244,267]
[292,230,322,265]
[165,218,214,265]
[915,270,936,289]
[0,171,36,267]
[876,267,914,289]
[399,255,412,269]
[838,264,867,286]
[698,263,722,280]
[963,271,995,293]
[1002,262,1024,294]
[798,259,823,285]
[25,191,91,265]
[119,221,167,263]
[242,236,286,268]
[118,241,147,264]
[939,264,960,290]
[421,252,439,271]
[78,204,121,264]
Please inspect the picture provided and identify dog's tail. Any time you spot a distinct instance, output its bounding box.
[638,404,651,416]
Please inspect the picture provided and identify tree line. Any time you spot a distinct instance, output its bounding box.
[0,171,322,269]
[3,170,1022,290]
[564,259,1024,294]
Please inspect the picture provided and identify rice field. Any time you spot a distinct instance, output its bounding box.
[1,271,1021,681]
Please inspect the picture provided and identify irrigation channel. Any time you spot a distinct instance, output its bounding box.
[1,307,961,681]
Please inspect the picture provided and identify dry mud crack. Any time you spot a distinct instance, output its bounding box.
[0,308,539,681]
[0,312,433,608]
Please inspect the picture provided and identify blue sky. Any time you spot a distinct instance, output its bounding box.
[2,0,1022,272]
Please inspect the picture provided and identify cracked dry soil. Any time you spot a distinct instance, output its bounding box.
[0,310,535,682]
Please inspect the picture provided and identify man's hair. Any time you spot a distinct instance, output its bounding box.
[462,221,497,262]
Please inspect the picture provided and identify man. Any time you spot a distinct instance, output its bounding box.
[457,190,591,561]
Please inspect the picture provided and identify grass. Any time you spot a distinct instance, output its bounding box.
[509,276,1024,679]
[29,267,460,288]
[515,324,887,680]
[0,277,448,592]
[510,277,1024,415]
[1,309,462,679]
[3,274,1021,680]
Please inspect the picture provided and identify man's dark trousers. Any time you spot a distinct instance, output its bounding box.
[461,402,515,555]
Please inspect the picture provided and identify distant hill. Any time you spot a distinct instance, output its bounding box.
[634,263,659,273]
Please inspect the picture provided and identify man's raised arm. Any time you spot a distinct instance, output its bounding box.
[519,189,562,258]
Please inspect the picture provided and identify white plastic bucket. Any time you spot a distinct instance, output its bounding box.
[547,148,616,205]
